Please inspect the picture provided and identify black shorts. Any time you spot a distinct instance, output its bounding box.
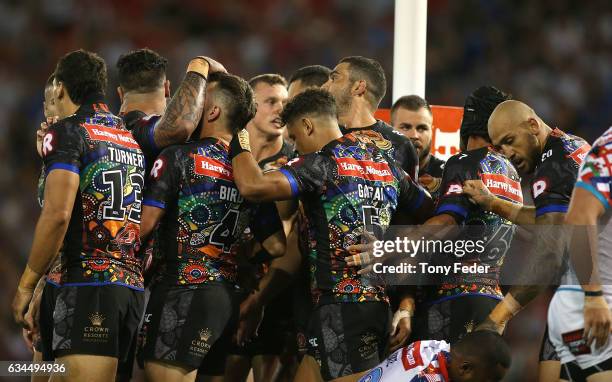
[560,360,586,382]
[412,295,499,343]
[230,288,296,357]
[141,282,239,372]
[36,282,60,361]
[306,302,391,381]
[52,284,144,361]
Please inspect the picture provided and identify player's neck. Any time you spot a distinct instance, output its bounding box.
[538,122,554,152]
[247,124,283,161]
[338,101,377,129]
[58,100,79,118]
[201,122,232,146]
[419,154,431,171]
[466,136,490,151]
[119,92,166,116]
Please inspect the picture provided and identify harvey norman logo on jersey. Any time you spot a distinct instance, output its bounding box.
[194,155,233,181]
[83,123,140,149]
[336,157,394,182]
[481,173,523,204]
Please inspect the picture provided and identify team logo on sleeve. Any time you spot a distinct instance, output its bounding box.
[150,158,166,179]
[532,179,548,199]
[569,144,590,165]
[42,132,54,156]
[444,183,463,195]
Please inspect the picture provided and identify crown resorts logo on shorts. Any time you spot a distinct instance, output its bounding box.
[83,312,110,343]
[190,328,213,356]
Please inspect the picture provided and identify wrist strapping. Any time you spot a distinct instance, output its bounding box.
[186,58,209,80]
[229,129,251,160]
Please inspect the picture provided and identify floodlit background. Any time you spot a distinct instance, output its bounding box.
[1,1,610,380]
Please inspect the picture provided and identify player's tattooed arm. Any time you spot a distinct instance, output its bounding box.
[14,169,79,327]
[153,71,207,147]
[463,179,536,225]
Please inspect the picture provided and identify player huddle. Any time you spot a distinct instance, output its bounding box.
[11,48,612,382]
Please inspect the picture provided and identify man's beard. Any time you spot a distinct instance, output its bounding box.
[335,87,352,116]
[416,141,431,163]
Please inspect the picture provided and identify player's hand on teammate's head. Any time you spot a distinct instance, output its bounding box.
[463,179,494,211]
[583,295,612,349]
[194,56,227,74]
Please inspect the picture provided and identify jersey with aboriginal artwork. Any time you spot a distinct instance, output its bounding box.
[41,100,146,290]
[279,133,427,306]
[341,120,419,181]
[433,147,522,302]
[143,138,282,287]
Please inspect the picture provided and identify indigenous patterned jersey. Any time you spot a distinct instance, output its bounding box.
[122,110,162,174]
[260,141,296,173]
[143,138,282,287]
[341,120,419,180]
[41,100,145,290]
[433,147,522,301]
[279,133,427,306]
[532,128,590,217]
[358,340,451,382]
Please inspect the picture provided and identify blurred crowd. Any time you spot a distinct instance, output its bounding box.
[0,0,610,380]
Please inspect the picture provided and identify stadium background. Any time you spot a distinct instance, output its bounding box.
[0,0,610,380]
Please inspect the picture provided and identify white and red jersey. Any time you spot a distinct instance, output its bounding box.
[358,340,451,382]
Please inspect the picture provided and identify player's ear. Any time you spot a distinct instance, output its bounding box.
[207,105,221,123]
[302,118,314,136]
[526,117,539,135]
[117,87,124,103]
[53,81,65,101]
[164,80,171,98]
[352,80,367,97]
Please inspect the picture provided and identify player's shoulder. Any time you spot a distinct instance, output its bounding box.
[543,128,589,162]
[373,120,409,142]
[591,126,612,151]
[121,110,148,129]
[445,146,487,168]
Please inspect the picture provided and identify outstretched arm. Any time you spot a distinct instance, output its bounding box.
[463,179,535,225]
[230,130,294,202]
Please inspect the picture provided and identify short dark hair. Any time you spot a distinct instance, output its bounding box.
[455,331,512,370]
[116,48,168,93]
[289,65,331,87]
[391,95,432,116]
[45,73,55,88]
[339,56,386,108]
[280,88,337,126]
[55,49,107,104]
[248,74,287,89]
[209,72,256,133]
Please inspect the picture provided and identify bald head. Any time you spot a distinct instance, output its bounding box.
[487,100,550,175]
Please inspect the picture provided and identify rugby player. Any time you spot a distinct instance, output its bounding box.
[225,73,298,382]
[550,126,612,381]
[462,100,591,381]
[22,73,62,382]
[391,95,446,199]
[355,331,511,382]
[139,72,286,382]
[287,65,331,99]
[12,49,146,382]
[322,56,419,181]
[346,86,519,344]
[229,88,432,382]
